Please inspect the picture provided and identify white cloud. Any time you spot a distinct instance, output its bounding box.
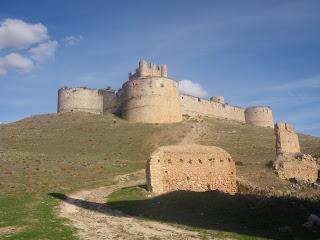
[29,40,58,62]
[179,80,208,98]
[0,18,48,49]
[64,35,83,46]
[0,53,34,72]
[0,18,58,77]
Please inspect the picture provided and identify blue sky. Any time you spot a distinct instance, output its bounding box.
[0,0,319,136]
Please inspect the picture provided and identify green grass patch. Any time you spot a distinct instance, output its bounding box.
[0,194,76,240]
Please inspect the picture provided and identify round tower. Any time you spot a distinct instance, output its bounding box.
[244,106,274,128]
[120,61,182,123]
[57,87,103,114]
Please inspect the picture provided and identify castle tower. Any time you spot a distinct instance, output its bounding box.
[245,106,274,128]
[57,87,103,114]
[120,60,182,123]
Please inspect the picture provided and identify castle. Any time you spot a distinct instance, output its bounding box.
[57,60,274,127]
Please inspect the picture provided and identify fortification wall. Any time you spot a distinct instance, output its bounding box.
[121,77,182,123]
[129,60,167,80]
[57,87,103,114]
[102,89,119,113]
[180,94,245,122]
[146,144,237,195]
[245,106,274,128]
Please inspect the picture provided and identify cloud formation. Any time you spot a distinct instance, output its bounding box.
[0,19,48,49]
[29,40,58,62]
[0,18,58,76]
[179,80,208,98]
[64,35,83,46]
[1,53,33,70]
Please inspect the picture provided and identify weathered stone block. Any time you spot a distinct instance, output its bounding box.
[275,122,300,155]
[146,144,237,195]
[274,153,318,183]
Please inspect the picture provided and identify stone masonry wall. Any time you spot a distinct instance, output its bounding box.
[180,94,245,122]
[57,87,103,114]
[275,122,300,155]
[121,77,182,123]
[245,106,274,128]
[146,144,237,195]
[102,89,119,113]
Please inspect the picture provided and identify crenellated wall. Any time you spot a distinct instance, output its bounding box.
[180,94,246,122]
[129,60,168,80]
[57,60,275,127]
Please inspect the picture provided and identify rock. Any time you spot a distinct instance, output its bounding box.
[273,153,318,183]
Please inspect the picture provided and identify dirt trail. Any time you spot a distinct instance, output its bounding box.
[59,171,206,240]
[58,120,210,240]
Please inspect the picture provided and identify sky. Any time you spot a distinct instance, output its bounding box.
[0,0,319,136]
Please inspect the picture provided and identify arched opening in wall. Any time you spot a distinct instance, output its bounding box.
[160,83,164,88]
[198,98,201,102]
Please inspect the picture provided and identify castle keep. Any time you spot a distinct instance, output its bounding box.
[57,60,274,127]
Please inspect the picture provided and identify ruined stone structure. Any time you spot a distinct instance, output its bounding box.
[146,144,237,195]
[57,60,274,126]
[274,153,318,183]
[273,122,318,183]
[274,122,300,155]
[58,87,103,114]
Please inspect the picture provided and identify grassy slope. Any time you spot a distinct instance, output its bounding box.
[0,113,319,239]
[0,112,187,239]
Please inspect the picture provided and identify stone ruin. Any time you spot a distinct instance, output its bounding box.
[146,144,237,195]
[273,122,318,183]
[275,122,300,155]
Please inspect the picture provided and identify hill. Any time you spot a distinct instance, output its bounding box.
[0,112,319,239]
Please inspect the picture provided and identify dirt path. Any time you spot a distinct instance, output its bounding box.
[58,119,211,240]
[59,171,205,240]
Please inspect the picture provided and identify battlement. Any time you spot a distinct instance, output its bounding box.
[129,60,168,80]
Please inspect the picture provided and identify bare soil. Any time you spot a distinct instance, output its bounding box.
[58,171,204,240]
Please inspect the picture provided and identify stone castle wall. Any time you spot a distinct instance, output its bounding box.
[180,94,246,122]
[146,144,237,195]
[102,89,119,114]
[58,87,103,114]
[57,60,274,126]
[121,77,182,123]
[245,106,274,128]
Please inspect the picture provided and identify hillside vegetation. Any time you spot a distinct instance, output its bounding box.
[0,112,319,239]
